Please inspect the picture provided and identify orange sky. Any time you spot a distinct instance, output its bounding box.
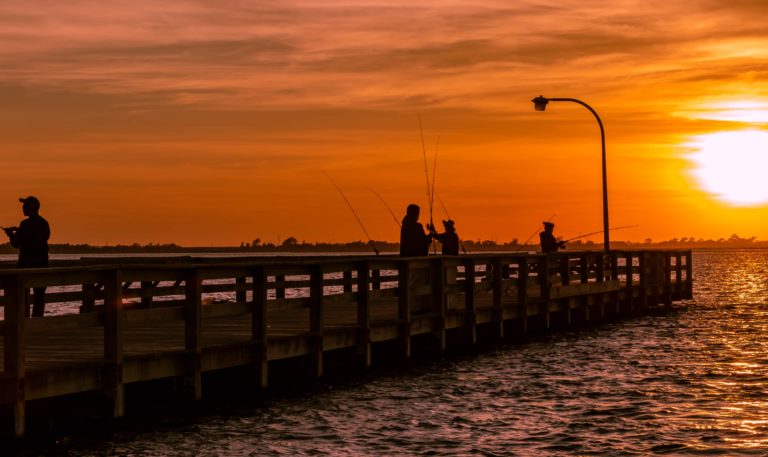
[1,1,768,246]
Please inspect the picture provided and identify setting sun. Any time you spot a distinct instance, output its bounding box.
[686,130,768,206]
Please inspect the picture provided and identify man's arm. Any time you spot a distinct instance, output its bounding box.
[3,226,19,248]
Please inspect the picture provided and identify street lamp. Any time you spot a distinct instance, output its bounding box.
[531,95,610,251]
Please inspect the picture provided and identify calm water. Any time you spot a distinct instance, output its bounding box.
[19,250,768,455]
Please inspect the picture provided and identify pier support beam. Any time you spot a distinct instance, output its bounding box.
[433,259,447,350]
[251,267,269,388]
[184,269,203,401]
[104,269,125,418]
[4,277,26,437]
[309,266,324,377]
[398,261,412,359]
[464,259,477,344]
[357,261,372,367]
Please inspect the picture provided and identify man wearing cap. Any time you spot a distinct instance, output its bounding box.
[431,219,460,255]
[400,204,433,257]
[539,221,565,254]
[3,196,50,317]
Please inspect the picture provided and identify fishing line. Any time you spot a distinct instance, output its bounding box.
[322,171,379,255]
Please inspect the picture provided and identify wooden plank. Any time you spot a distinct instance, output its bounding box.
[26,312,104,334]
[124,306,185,323]
[268,297,311,311]
[201,301,250,319]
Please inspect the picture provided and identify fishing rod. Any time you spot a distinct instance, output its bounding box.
[429,137,441,254]
[513,214,556,253]
[368,188,400,227]
[322,171,379,256]
[435,194,468,254]
[418,114,437,254]
[430,137,439,218]
[563,224,640,243]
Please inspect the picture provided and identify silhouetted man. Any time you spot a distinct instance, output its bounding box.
[400,204,432,256]
[431,219,460,255]
[3,196,50,317]
[539,221,564,254]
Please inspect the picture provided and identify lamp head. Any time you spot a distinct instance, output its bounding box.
[532,95,549,111]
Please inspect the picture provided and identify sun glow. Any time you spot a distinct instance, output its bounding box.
[686,130,768,206]
[677,100,768,124]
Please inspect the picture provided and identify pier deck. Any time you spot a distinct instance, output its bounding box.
[0,250,692,437]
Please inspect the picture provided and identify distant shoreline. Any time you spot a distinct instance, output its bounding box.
[2,238,767,255]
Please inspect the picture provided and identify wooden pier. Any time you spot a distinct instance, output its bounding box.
[0,250,692,437]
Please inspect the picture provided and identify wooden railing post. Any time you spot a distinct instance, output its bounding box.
[309,266,324,377]
[184,269,202,401]
[463,258,477,344]
[140,280,154,308]
[516,257,528,334]
[397,261,412,359]
[492,257,505,338]
[103,268,125,418]
[559,255,571,286]
[610,251,619,282]
[579,253,589,284]
[81,282,97,313]
[251,267,269,388]
[343,270,353,293]
[685,250,693,299]
[622,252,633,313]
[675,252,683,299]
[433,257,447,350]
[537,255,551,329]
[236,276,247,303]
[3,275,26,437]
[596,252,606,283]
[609,251,620,314]
[275,274,286,299]
[357,261,371,366]
[663,253,673,306]
[639,251,649,309]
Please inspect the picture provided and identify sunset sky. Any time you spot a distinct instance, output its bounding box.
[1,0,768,246]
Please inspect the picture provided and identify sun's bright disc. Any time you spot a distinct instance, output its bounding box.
[686,130,768,206]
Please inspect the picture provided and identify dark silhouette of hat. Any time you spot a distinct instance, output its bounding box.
[443,219,455,228]
[543,221,554,229]
[19,196,40,209]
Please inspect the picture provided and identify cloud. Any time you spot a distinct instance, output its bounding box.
[2,0,765,113]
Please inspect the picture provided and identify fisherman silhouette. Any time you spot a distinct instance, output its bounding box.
[400,204,433,256]
[539,221,565,254]
[430,219,460,255]
[3,196,50,317]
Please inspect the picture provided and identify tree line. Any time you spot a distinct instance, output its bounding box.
[0,233,764,254]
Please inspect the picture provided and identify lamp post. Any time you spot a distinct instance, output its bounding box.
[531,95,610,251]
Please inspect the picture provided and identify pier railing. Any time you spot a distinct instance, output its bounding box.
[0,250,691,437]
